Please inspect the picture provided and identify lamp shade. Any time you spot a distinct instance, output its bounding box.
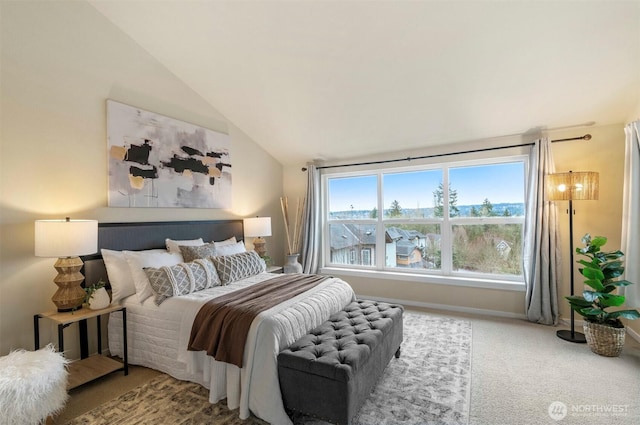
[243,217,272,237]
[35,218,98,257]
[546,171,599,201]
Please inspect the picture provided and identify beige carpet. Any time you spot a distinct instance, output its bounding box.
[57,309,640,425]
[63,312,472,425]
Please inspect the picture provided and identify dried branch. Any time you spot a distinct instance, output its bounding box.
[281,196,306,255]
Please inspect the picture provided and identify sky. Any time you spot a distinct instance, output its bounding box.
[328,161,525,212]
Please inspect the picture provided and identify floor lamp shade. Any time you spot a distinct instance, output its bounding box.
[546,171,599,202]
[243,217,272,258]
[35,218,98,311]
[545,171,599,343]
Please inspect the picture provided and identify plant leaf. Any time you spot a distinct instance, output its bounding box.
[565,296,593,308]
[599,294,626,307]
[590,236,607,248]
[608,310,640,320]
[577,259,595,268]
[603,250,624,260]
[582,290,601,302]
[582,278,605,292]
[582,267,605,281]
[580,307,604,316]
[609,279,634,287]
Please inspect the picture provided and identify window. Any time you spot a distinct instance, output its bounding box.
[323,156,527,287]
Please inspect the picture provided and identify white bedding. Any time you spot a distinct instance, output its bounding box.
[108,272,355,424]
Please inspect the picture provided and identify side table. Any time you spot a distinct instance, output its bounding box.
[267,265,283,273]
[34,304,128,389]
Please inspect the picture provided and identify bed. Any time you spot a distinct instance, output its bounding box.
[82,220,356,425]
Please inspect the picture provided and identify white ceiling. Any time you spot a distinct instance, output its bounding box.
[90,1,640,166]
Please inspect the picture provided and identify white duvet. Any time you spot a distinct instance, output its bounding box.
[108,272,355,424]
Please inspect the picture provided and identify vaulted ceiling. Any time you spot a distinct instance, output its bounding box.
[90,1,640,166]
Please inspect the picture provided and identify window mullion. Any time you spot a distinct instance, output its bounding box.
[440,166,452,275]
[376,171,385,269]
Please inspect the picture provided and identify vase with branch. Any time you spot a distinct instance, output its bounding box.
[281,196,305,273]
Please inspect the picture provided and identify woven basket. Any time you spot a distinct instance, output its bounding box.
[583,321,626,357]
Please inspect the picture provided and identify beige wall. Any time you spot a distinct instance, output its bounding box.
[629,100,640,123]
[284,124,629,323]
[0,1,284,357]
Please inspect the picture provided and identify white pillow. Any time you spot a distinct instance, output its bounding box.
[165,238,204,255]
[124,249,183,303]
[214,240,246,256]
[102,249,136,303]
[213,236,237,247]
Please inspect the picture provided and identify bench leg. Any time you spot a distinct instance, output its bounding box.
[395,346,401,358]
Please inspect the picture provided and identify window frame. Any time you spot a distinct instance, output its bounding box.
[320,153,529,292]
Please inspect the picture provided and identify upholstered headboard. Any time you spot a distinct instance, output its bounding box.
[81,220,244,288]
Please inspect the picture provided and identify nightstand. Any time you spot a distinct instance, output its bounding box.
[34,304,128,389]
[267,265,283,273]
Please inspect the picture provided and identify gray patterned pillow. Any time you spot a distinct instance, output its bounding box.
[144,259,220,305]
[210,251,266,285]
[179,243,216,263]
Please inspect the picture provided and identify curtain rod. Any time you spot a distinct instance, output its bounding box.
[303,134,591,171]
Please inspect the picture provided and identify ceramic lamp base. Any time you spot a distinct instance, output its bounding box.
[252,237,267,258]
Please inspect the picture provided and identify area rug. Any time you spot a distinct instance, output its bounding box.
[66,312,471,425]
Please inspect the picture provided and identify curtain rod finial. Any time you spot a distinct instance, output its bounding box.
[583,134,592,141]
[301,167,307,172]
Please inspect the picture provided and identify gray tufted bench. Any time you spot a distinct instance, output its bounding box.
[277,299,404,425]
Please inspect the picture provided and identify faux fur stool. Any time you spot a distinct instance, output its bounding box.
[0,344,69,425]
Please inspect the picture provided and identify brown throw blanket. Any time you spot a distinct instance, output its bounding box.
[188,274,329,367]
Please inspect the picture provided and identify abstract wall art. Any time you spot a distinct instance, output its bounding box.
[107,100,231,208]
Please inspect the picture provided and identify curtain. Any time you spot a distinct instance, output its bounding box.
[621,121,640,307]
[523,138,561,325]
[300,164,321,274]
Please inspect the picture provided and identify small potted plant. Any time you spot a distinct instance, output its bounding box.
[84,280,110,310]
[566,234,640,356]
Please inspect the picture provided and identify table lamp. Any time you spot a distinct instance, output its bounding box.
[35,217,98,312]
[243,217,272,259]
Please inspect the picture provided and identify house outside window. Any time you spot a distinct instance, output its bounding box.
[322,155,527,289]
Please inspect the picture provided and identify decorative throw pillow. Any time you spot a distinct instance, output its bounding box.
[213,240,246,257]
[165,238,204,255]
[144,259,220,305]
[124,249,183,304]
[179,243,216,263]
[210,250,266,285]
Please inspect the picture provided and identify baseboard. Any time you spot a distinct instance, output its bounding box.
[558,317,640,343]
[626,326,640,343]
[356,293,528,320]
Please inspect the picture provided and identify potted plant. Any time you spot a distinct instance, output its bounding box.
[566,234,640,356]
[84,280,110,310]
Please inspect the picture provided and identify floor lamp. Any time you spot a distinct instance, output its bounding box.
[546,171,599,343]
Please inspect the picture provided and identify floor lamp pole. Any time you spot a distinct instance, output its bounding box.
[557,198,587,343]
